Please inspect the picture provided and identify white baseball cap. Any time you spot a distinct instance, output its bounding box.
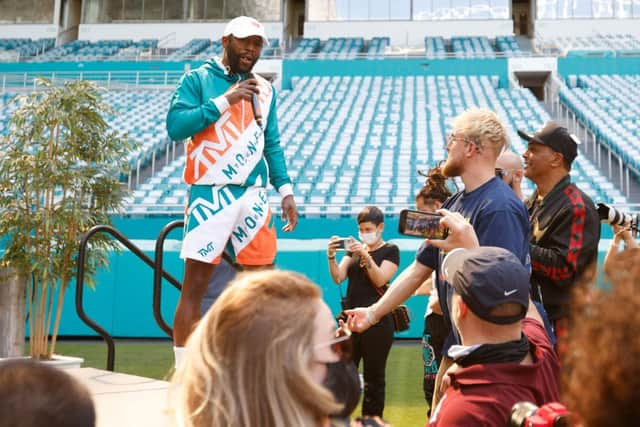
[222,16,270,46]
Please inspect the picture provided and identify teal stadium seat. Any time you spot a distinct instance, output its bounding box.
[561,74,640,174]
[132,73,626,212]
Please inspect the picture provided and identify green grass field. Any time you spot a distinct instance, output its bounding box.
[55,339,429,426]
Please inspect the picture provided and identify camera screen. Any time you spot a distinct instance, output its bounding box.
[399,210,446,239]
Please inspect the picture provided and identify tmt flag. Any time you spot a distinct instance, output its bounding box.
[184,100,255,184]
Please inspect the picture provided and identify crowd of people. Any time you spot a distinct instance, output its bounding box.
[160,15,622,426]
[2,14,639,427]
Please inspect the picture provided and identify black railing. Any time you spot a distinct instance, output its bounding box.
[153,220,184,337]
[75,224,182,371]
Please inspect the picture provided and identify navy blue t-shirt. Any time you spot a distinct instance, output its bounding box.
[416,177,531,351]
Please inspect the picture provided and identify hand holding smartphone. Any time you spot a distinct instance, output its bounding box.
[334,237,356,250]
[398,209,448,239]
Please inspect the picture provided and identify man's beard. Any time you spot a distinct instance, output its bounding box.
[226,47,257,74]
[442,157,462,177]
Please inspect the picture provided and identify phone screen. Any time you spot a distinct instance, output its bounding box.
[335,237,354,250]
[398,210,447,239]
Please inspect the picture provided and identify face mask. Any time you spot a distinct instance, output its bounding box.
[359,231,378,246]
[323,360,361,418]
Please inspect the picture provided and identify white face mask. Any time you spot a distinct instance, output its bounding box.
[359,231,379,246]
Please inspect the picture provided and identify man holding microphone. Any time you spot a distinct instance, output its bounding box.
[166,16,298,368]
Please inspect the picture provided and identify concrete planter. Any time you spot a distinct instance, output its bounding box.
[0,355,84,370]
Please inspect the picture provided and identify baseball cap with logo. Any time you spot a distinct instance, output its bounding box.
[223,16,270,46]
[517,122,580,164]
[442,247,529,324]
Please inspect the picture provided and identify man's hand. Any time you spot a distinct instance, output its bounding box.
[348,240,367,257]
[440,362,462,395]
[327,235,340,258]
[281,195,298,232]
[612,224,637,249]
[345,307,374,333]
[427,209,479,252]
[225,78,259,105]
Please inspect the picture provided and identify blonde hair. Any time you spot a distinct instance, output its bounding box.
[452,108,508,157]
[173,270,340,427]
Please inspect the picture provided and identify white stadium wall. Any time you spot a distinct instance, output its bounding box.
[303,20,515,46]
[0,25,58,40]
[535,19,640,40]
[78,22,284,47]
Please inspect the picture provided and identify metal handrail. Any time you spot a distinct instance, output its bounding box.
[152,220,241,338]
[153,220,184,337]
[75,224,182,371]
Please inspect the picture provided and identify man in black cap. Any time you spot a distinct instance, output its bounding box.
[518,122,600,359]
[428,245,560,427]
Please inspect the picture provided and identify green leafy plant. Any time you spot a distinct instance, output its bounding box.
[0,78,134,359]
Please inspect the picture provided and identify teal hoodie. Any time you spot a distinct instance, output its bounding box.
[166,59,291,193]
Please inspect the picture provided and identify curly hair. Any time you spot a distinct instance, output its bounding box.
[562,248,640,426]
[416,164,452,209]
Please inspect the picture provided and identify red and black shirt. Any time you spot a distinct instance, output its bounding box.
[526,176,600,320]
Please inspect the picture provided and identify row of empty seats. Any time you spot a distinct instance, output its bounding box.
[164,38,279,61]
[537,34,640,56]
[126,74,626,213]
[1,71,626,214]
[562,74,640,171]
[0,37,280,63]
[0,89,171,171]
[6,34,640,63]
[103,90,171,167]
[32,39,158,62]
[0,38,54,60]
[291,36,525,60]
[317,38,364,60]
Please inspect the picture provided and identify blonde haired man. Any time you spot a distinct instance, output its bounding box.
[347,108,531,413]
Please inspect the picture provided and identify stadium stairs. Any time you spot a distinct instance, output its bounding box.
[550,103,640,203]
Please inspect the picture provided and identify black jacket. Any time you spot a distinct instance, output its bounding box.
[526,176,600,320]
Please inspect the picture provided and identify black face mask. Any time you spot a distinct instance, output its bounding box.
[453,334,530,367]
[323,360,361,418]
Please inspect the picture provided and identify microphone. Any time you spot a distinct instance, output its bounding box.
[247,73,262,128]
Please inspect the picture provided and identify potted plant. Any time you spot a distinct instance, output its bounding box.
[0,78,134,360]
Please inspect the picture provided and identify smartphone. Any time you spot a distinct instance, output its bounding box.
[398,209,447,239]
[335,237,355,250]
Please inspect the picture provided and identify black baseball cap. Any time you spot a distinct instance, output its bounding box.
[442,247,529,325]
[517,122,579,165]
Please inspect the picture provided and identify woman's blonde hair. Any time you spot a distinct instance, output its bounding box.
[452,107,508,157]
[173,269,340,427]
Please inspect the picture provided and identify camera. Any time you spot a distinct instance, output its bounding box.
[335,237,355,250]
[508,401,571,427]
[597,203,639,237]
[398,209,448,239]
